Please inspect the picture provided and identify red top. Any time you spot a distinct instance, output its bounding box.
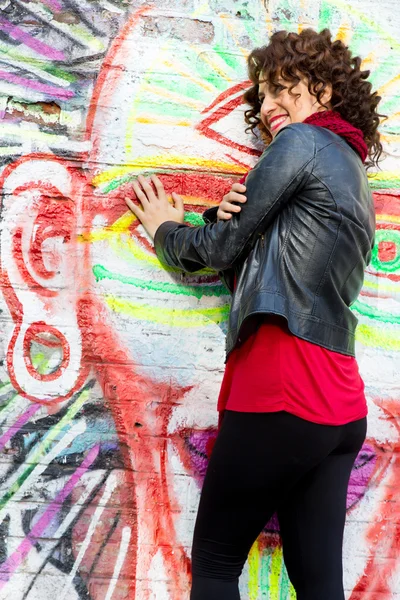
[218,316,367,425]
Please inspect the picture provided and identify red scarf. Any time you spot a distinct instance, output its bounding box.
[303,110,368,163]
[240,111,368,185]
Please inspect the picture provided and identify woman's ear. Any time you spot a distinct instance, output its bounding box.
[313,82,332,110]
[322,82,333,106]
[314,81,333,108]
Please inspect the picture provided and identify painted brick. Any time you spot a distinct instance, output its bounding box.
[0,0,399,598]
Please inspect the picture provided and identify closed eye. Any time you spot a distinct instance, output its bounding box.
[270,84,286,94]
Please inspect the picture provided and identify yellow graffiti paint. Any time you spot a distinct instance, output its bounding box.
[385,111,400,123]
[135,115,192,127]
[162,58,217,93]
[248,540,261,600]
[140,83,205,111]
[80,210,213,275]
[194,47,233,83]
[79,212,136,244]
[380,133,400,143]
[269,547,283,600]
[377,214,400,225]
[191,1,210,19]
[362,277,400,294]
[368,171,400,185]
[104,295,229,327]
[219,14,249,60]
[361,51,377,70]
[92,156,246,188]
[377,73,400,97]
[81,196,217,245]
[356,323,400,351]
[336,21,353,44]
[329,0,400,52]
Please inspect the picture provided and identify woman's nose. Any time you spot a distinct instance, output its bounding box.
[260,95,276,120]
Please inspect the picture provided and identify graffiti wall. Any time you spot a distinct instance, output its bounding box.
[0,0,399,598]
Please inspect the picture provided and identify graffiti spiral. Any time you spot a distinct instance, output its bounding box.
[0,0,399,598]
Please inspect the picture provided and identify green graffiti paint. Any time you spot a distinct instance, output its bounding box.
[93,264,228,298]
[367,174,400,190]
[184,211,206,226]
[380,95,400,116]
[356,322,400,351]
[214,45,242,72]
[0,391,18,413]
[0,44,77,83]
[319,1,338,30]
[279,564,293,600]
[104,295,230,327]
[370,230,400,273]
[0,388,90,512]
[260,550,271,598]
[185,47,229,91]
[347,21,377,57]
[137,92,196,120]
[352,299,400,324]
[248,542,261,600]
[145,73,210,105]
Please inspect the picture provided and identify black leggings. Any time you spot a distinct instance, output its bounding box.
[190,410,366,600]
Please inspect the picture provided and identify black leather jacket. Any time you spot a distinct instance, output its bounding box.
[154,123,375,358]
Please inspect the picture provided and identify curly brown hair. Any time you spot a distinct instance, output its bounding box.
[243,28,384,168]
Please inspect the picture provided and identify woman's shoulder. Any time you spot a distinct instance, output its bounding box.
[273,123,350,157]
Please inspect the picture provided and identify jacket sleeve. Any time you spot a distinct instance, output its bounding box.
[154,124,316,272]
[202,206,219,224]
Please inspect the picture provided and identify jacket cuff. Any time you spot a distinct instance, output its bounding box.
[154,220,189,264]
[202,206,218,224]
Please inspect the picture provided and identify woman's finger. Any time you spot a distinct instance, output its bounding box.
[221,201,242,212]
[231,183,247,193]
[138,174,157,202]
[171,191,184,215]
[226,192,247,203]
[151,174,166,199]
[125,196,143,218]
[217,211,233,221]
[132,180,149,205]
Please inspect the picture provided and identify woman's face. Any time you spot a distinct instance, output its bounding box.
[258,75,331,138]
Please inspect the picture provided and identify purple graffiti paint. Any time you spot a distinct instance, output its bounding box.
[0,71,74,100]
[0,404,40,453]
[346,444,377,510]
[186,435,376,535]
[185,429,217,485]
[0,444,100,585]
[40,0,63,12]
[0,16,65,62]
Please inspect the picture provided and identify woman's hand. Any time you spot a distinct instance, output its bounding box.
[217,183,247,221]
[125,174,185,239]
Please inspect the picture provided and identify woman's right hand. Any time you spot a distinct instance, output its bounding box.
[217,183,247,221]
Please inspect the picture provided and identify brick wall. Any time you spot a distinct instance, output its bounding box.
[0,0,399,598]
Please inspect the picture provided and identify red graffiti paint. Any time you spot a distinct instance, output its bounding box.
[77,294,193,600]
[197,87,263,157]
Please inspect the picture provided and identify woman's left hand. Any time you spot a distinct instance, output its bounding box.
[125,174,185,239]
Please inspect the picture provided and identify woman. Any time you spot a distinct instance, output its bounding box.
[125,28,382,600]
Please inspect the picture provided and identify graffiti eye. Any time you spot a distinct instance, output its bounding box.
[196,81,263,157]
[28,330,65,377]
[23,324,69,383]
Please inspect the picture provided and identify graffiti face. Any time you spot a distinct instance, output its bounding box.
[0,1,400,599]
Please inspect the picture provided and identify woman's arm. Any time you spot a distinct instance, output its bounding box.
[154,125,315,272]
